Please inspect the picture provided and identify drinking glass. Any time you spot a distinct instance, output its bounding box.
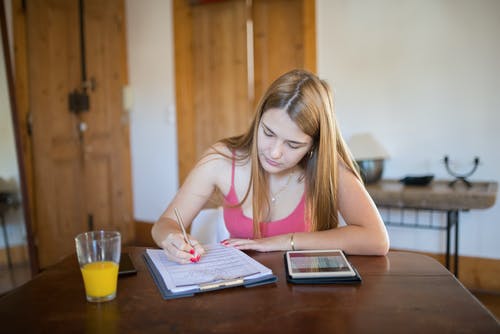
[75,231,121,302]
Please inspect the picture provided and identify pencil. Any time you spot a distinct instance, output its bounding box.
[174,207,194,249]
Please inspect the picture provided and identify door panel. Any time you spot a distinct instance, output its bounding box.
[192,0,251,157]
[83,0,133,240]
[253,0,305,104]
[24,0,133,268]
[174,0,316,183]
[27,0,85,267]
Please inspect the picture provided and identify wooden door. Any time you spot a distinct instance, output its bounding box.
[25,0,85,268]
[252,0,316,104]
[174,0,316,183]
[191,1,251,160]
[20,0,133,268]
[82,0,133,239]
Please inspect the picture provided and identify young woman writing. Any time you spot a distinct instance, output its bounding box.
[152,69,389,264]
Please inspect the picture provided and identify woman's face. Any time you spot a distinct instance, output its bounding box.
[257,108,313,174]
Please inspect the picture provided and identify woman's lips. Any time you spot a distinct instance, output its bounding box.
[265,157,280,167]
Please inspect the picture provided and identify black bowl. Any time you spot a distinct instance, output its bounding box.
[399,175,434,186]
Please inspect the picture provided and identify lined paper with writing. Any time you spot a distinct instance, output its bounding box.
[146,244,272,293]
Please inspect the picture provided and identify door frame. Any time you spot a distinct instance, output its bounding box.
[1,0,38,275]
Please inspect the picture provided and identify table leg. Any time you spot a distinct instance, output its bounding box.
[0,213,13,269]
[446,211,459,277]
[452,211,459,277]
[446,211,451,270]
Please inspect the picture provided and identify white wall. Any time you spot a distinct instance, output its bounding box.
[125,0,178,222]
[317,0,500,258]
[126,0,499,259]
[0,0,17,186]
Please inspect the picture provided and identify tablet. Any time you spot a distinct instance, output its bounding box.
[285,250,356,278]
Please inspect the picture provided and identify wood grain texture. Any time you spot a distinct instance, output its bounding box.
[7,0,39,275]
[253,0,304,105]
[83,0,134,243]
[192,0,250,158]
[136,221,500,293]
[14,0,134,268]
[173,0,196,183]
[302,0,316,72]
[419,251,500,293]
[174,0,317,184]
[26,0,84,268]
[12,0,36,239]
[134,220,156,247]
[0,248,497,333]
[366,179,498,210]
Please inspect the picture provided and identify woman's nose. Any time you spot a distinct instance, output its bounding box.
[270,142,283,159]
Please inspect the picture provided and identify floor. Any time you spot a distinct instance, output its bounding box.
[472,290,500,320]
[0,263,31,296]
[1,259,499,322]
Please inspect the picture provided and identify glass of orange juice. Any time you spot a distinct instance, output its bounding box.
[75,231,121,302]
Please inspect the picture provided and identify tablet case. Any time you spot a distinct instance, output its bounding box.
[144,252,278,299]
[284,254,362,284]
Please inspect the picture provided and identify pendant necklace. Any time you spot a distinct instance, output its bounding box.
[270,173,293,204]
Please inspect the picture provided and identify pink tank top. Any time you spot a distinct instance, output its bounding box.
[223,156,309,238]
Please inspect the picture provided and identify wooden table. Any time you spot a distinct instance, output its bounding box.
[366,179,498,276]
[0,247,497,333]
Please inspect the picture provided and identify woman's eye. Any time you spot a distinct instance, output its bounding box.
[263,128,273,137]
[287,143,300,149]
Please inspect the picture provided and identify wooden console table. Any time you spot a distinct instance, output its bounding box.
[366,179,498,276]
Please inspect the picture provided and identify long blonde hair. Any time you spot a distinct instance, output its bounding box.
[217,69,361,238]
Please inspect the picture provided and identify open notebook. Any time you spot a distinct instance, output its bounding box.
[144,244,277,299]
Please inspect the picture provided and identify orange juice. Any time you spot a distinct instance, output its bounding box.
[81,261,119,298]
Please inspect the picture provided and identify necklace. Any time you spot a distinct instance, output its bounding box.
[270,173,293,204]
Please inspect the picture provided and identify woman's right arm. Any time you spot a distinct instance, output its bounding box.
[151,145,230,263]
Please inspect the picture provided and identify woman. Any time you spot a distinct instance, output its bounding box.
[152,69,389,264]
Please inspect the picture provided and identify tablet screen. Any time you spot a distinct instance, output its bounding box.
[286,250,355,278]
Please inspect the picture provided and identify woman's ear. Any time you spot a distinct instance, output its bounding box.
[308,145,316,159]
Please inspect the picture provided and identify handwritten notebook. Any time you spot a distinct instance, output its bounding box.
[144,244,277,299]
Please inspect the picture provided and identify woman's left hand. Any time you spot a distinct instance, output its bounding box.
[221,235,289,252]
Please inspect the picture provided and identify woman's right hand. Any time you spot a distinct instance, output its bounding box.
[160,233,205,264]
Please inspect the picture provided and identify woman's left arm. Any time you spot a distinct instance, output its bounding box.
[317,164,390,255]
[226,165,390,255]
